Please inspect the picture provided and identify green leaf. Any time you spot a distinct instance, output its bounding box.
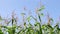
[24,22,26,26]
[27,16,31,22]
[21,13,26,16]
[38,5,45,11]
[0,29,3,34]
[50,18,54,22]
[40,13,44,16]
[0,16,3,21]
[31,16,37,21]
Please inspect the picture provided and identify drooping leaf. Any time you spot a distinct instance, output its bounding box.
[31,16,37,21]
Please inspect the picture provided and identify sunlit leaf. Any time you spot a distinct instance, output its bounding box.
[38,5,45,11]
[27,16,31,22]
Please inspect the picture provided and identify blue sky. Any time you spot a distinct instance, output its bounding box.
[0,0,60,26]
[43,0,60,19]
[42,0,60,26]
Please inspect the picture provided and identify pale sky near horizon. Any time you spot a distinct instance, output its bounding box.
[0,0,60,26]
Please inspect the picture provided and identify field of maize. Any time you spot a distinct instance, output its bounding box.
[0,4,60,34]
